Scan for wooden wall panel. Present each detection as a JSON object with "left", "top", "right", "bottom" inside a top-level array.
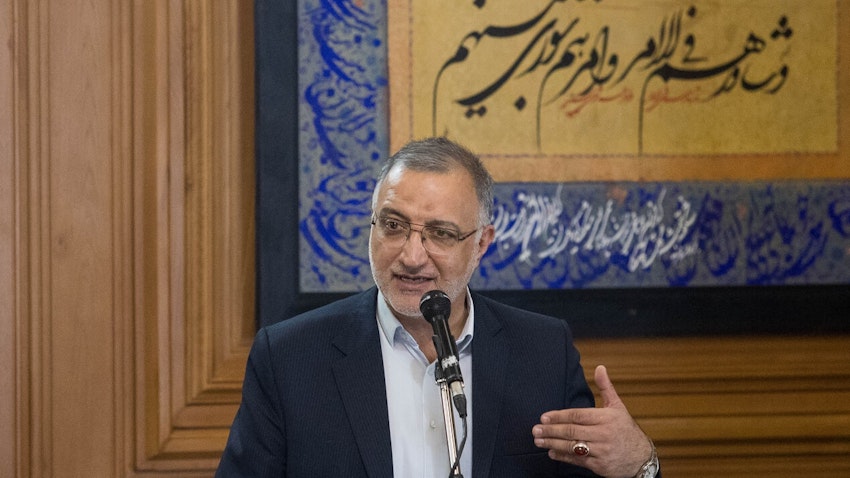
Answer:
[
  {"left": 1, "top": 0, "right": 848, "bottom": 477},
  {"left": 577, "top": 337, "right": 850, "bottom": 476},
  {"left": 130, "top": 0, "right": 253, "bottom": 473},
  {"left": 3, "top": 0, "right": 127, "bottom": 475},
  {"left": 2, "top": 0, "right": 254, "bottom": 476},
  {"left": 1, "top": 1, "right": 17, "bottom": 476}
]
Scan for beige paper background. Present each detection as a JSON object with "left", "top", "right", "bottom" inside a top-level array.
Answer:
[{"left": 389, "top": 0, "right": 849, "bottom": 182}]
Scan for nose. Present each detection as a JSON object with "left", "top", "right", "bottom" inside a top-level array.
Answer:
[{"left": 398, "top": 227, "right": 430, "bottom": 264}]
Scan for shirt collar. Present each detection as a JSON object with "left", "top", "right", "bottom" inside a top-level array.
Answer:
[{"left": 376, "top": 289, "right": 475, "bottom": 353}]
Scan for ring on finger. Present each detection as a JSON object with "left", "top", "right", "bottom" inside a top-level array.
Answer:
[{"left": 572, "top": 441, "right": 590, "bottom": 457}]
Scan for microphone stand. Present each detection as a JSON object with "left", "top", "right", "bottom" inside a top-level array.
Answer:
[
  {"left": 421, "top": 290, "right": 466, "bottom": 478},
  {"left": 434, "top": 363, "right": 463, "bottom": 478}
]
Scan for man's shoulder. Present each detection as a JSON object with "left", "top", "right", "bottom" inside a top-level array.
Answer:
[
  {"left": 262, "top": 287, "right": 378, "bottom": 339},
  {"left": 471, "top": 290, "right": 568, "bottom": 330}
]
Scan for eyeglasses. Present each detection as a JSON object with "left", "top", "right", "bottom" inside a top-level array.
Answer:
[{"left": 370, "top": 215, "right": 479, "bottom": 255}]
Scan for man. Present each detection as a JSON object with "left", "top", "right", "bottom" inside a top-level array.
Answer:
[{"left": 217, "top": 137, "right": 659, "bottom": 477}]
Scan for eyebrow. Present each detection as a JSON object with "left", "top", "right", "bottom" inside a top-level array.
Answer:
[{"left": 377, "top": 207, "right": 461, "bottom": 231}]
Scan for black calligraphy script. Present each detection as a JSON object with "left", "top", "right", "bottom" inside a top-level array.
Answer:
[{"left": 430, "top": 0, "right": 794, "bottom": 155}]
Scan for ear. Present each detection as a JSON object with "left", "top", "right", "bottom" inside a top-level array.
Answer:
[{"left": 475, "top": 224, "right": 496, "bottom": 262}]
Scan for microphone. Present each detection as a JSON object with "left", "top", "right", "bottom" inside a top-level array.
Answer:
[{"left": 420, "top": 290, "right": 467, "bottom": 418}]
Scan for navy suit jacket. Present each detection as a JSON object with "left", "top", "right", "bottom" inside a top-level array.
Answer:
[{"left": 217, "top": 288, "right": 601, "bottom": 477}]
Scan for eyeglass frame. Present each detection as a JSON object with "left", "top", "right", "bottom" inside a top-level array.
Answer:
[{"left": 370, "top": 214, "right": 481, "bottom": 254}]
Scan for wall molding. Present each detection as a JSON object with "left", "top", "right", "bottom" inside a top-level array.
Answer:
[
  {"left": 2, "top": 0, "right": 847, "bottom": 476},
  {"left": 129, "top": 1, "right": 254, "bottom": 473},
  {"left": 577, "top": 336, "right": 850, "bottom": 474}
]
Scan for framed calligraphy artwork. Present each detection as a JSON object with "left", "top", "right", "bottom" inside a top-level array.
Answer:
[
  {"left": 256, "top": 0, "right": 850, "bottom": 336},
  {"left": 389, "top": 0, "right": 846, "bottom": 181}
]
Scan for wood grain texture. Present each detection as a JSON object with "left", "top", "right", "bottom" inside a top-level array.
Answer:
[{"left": 1, "top": 0, "right": 848, "bottom": 476}]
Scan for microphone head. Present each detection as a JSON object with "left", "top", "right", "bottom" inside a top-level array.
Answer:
[{"left": 419, "top": 290, "right": 451, "bottom": 323}]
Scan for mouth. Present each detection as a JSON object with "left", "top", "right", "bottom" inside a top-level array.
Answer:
[{"left": 393, "top": 273, "right": 435, "bottom": 289}]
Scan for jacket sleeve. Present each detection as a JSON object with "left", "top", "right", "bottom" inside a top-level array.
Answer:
[{"left": 216, "top": 329, "right": 286, "bottom": 477}]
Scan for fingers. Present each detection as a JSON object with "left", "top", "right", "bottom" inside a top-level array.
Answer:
[
  {"left": 539, "top": 364, "right": 627, "bottom": 427},
  {"left": 594, "top": 364, "right": 624, "bottom": 410},
  {"left": 532, "top": 426, "right": 594, "bottom": 462},
  {"left": 540, "top": 407, "right": 600, "bottom": 426},
  {"left": 535, "top": 365, "right": 652, "bottom": 477}
]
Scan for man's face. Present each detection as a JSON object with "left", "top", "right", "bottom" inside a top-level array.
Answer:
[{"left": 369, "top": 165, "right": 495, "bottom": 320}]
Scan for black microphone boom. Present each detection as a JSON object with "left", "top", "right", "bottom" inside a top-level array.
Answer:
[{"left": 420, "top": 290, "right": 467, "bottom": 418}]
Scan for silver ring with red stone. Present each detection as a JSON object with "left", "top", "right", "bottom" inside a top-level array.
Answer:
[{"left": 572, "top": 441, "right": 590, "bottom": 457}]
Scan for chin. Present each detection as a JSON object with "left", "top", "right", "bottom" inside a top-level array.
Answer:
[
  {"left": 378, "top": 286, "right": 422, "bottom": 317},
  {"left": 387, "top": 298, "right": 423, "bottom": 319}
]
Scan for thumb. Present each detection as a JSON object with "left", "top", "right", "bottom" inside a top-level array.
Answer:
[{"left": 594, "top": 365, "right": 625, "bottom": 409}]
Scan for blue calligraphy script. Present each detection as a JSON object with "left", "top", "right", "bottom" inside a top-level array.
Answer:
[{"left": 296, "top": 0, "right": 850, "bottom": 292}]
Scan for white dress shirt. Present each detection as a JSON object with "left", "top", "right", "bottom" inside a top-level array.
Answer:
[{"left": 377, "top": 289, "right": 474, "bottom": 478}]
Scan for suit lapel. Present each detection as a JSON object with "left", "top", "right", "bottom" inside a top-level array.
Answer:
[
  {"left": 327, "top": 290, "right": 512, "bottom": 478},
  {"left": 331, "top": 289, "right": 394, "bottom": 478},
  {"left": 470, "top": 293, "right": 508, "bottom": 478}
]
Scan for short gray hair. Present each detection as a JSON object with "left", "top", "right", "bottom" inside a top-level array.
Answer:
[{"left": 372, "top": 137, "right": 493, "bottom": 226}]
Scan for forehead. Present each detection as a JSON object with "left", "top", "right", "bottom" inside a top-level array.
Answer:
[{"left": 376, "top": 165, "right": 479, "bottom": 222}]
